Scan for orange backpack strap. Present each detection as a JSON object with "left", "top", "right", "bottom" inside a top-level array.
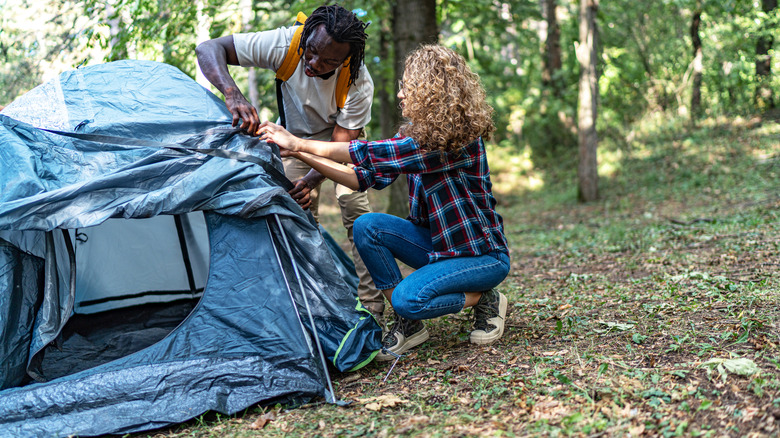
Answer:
[
  {"left": 335, "top": 59, "right": 351, "bottom": 109},
  {"left": 275, "top": 11, "right": 308, "bottom": 82},
  {"left": 275, "top": 11, "right": 353, "bottom": 127}
]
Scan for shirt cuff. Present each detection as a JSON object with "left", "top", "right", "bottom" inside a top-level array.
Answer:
[
  {"left": 352, "top": 167, "right": 374, "bottom": 192},
  {"left": 349, "top": 139, "right": 371, "bottom": 169},
  {"left": 349, "top": 140, "right": 374, "bottom": 191}
]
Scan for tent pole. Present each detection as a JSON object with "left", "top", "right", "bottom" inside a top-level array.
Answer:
[
  {"left": 270, "top": 215, "right": 337, "bottom": 404},
  {"left": 61, "top": 229, "right": 77, "bottom": 307},
  {"left": 173, "top": 214, "right": 197, "bottom": 294},
  {"left": 266, "top": 218, "right": 314, "bottom": 355}
]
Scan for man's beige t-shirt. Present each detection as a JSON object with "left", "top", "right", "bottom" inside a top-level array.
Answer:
[{"left": 234, "top": 26, "right": 373, "bottom": 141}]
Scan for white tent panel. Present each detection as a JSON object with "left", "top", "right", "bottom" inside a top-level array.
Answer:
[{"left": 73, "top": 212, "right": 209, "bottom": 314}]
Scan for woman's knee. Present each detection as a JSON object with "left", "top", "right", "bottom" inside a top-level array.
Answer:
[
  {"left": 391, "top": 297, "right": 420, "bottom": 320},
  {"left": 353, "top": 213, "right": 376, "bottom": 246},
  {"left": 354, "top": 212, "right": 396, "bottom": 245},
  {"left": 354, "top": 212, "right": 379, "bottom": 235},
  {"left": 391, "top": 285, "right": 426, "bottom": 319}
]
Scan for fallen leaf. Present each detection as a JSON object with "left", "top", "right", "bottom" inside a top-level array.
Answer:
[
  {"left": 595, "top": 321, "right": 635, "bottom": 332},
  {"left": 363, "top": 395, "right": 409, "bottom": 411},
  {"left": 700, "top": 357, "right": 760, "bottom": 376},
  {"left": 249, "top": 412, "right": 276, "bottom": 430},
  {"left": 456, "top": 396, "right": 473, "bottom": 405},
  {"left": 341, "top": 373, "right": 361, "bottom": 384},
  {"left": 400, "top": 415, "right": 429, "bottom": 427},
  {"left": 740, "top": 407, "right": 759, "bottom": 423}
]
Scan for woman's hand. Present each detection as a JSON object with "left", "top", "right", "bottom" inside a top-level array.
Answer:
[{"left": 258, "top": 121, "right": 302, "bottom": 151}]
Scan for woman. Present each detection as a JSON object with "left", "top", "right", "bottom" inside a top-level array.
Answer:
[{"left": 259, "top": 44, "right": 510, "bottom": 361}]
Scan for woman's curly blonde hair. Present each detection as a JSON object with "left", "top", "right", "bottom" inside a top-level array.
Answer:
[{"left": 398, "top": 45, "right": 495, "bottom": 152}]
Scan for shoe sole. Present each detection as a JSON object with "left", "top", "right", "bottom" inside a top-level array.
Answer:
[
  {"left": 375, "top": 328, "right": 430, "bottom": 362},
  {"left": 470, "top": 292, "right": 507, "bottom": 345}
]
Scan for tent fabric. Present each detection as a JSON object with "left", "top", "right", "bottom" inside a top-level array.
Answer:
[{"left": 0, "top": 60, "right": 381, "bottom": 437}]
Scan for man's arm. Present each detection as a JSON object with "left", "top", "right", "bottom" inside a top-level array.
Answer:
[{"left": 196, "top": 36, "right": 261, "bottom": 134}]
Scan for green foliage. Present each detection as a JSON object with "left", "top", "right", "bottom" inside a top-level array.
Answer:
[
  {"left": 0, "top": 22, "right": 42, "bottom": 105},
  {"left": 441, "top": 0, "right": 541, "bottom": 153},
  {"left": 82, "top": 0, "right": 227, "bottom": 77},
  {"left": 1, "top": 0, "right": 778, "bottom": 167},
  {"left": 0, "top": 0, "right": 90, "bottom": 106}
]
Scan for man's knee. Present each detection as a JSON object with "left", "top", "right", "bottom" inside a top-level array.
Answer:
[
  {"left": 337, "top": 190, "right": 371, "bottom": 226},
  {"left": 353, "top": 211, "right": 385, "bottom": 232}
]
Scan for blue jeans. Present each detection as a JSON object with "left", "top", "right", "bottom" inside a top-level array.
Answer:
[{"left": 353, "top": 213, "right": 510, "bottom": 321}]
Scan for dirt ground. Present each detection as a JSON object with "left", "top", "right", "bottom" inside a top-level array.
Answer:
[{"left": 314, "top": 192, "right": 780, "bottom": 437}]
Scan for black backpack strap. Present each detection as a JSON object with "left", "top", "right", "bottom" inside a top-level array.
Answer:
[{"left": 276, "top": 78, "right": 287, "bottom": 128}]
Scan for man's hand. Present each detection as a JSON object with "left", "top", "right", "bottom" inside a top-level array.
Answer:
[
  {"left": 288, "top": 170, "right": 327, "bottom": 210},
  {"left": 279, "top": 148, "right": 298, "bottom": 158},
  {"left": 225, "top": 88, "right": 260, "bottom": 134},
  {"left": 287, "top": 179, "right": 313, "bottom": 210}
]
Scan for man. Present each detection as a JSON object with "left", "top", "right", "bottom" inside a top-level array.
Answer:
[{"left": 196, "top": 5, "right": 384, "bottom": 323}]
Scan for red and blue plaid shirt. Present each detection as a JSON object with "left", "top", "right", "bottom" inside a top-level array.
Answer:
[{"left": 349, "top": 136, "right": 509, "bottom": 263}]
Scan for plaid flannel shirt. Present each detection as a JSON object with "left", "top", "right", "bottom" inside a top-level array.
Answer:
[{"left": 349, "top": 136, "right": 509, "bottom": 263}]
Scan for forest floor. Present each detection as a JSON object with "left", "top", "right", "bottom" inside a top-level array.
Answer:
[{"left": 135, "top": 115, "right": 780, "bottom": 437}]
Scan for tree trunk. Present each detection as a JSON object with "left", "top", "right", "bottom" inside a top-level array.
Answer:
[
  {"left": 756, "top": 0, "right": 777, "bottom": 109},
  {"left": 106, "top": 1, "right": 126, "bottom": 60},
  {"left": 542, "top": 0, "right": 562, "bottom": 97},
  {"left": 576, "top": 0, "right": 599, "bottom": 202},
  {"left": 386, "top": 0, "right": 438, "bottom": 218},
  {"left": 378, "top": 23, "right": 396, "bottom": 139},
  {"left": 690, "top": 3, "right": 703, "bottom": 120}
]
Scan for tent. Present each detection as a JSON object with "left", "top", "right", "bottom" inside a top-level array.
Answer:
[{"left": 0, "top": 60, "right": 381, "bottom": 437}]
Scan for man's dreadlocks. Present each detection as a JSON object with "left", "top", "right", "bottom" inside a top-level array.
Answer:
[{"left": 298, "top": 4, "right": 369, "bottom": 86}]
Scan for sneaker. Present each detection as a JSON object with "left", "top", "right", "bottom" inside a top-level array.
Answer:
[
  {"left": 375, "top": 313, "right": 429, "bottom": 361},
  {"left": 363, "top": 304, "right": 387, "bottom": 332},
  {"left": 470, "top": 289, "right": 507, "bottom": 345},
  {"left": 372, "top": 311, "right": 387, "bottom": 333}
]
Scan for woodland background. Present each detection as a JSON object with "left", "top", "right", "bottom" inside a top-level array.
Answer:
[
  {"left": 2, "top": 0, "right": 777, "bottom": 207},
  {"left": 1, "top": 1, "right": 779, "bottom": 437}
]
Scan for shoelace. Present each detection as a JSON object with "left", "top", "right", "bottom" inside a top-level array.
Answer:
[
  {"left": 382, "top": 315, "right": 407, "bottom": 348},
  {"left": 473, "top": 295, "right": 498, "bottom": 331},
  {"left": 381, "top": 314, "right": 406, "bottom": 382}
]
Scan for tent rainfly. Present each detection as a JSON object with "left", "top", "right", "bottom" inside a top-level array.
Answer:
[{"left": 0, "top": 60, "right": 381, "bottom": 437}]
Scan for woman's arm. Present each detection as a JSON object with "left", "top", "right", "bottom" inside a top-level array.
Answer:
[
  {"left": 258, "top": 121, "right": 354, "bottom": 163},
  {"left": 291, "top": 151, "right": 360, "bottom": 190}
]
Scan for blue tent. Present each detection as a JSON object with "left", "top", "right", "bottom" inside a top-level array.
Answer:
[{"left": 0, "top": 60, "right": 381, "bottom": 437}]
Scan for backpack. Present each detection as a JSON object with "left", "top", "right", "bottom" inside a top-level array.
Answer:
[{"left": 274, "top": 11, "right": 352, "bottom": 128}]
